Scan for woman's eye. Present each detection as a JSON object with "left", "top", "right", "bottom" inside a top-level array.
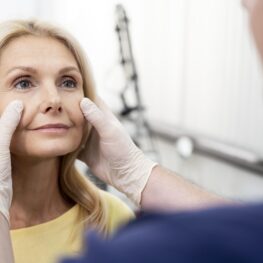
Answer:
[
  {"left": 61, "top": 78, "right": 77, "bottom": 89},
  {"left": 14, "top": 79, "right": 33, "bottom": 90}
]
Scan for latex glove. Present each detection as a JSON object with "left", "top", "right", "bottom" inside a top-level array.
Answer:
[
  {"left": 80, "top": 97, "right": 157, "bottom": 206},
  {"left": 0, "top": 100, "right": 24, "bottom": 222}
]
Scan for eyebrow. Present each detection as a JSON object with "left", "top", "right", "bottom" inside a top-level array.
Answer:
[
  {"left": 58, "top": 66, "right": 81, "bottom": 75},
  {"left": 6, "top": 66, "right": 81, "bottom": 76}
]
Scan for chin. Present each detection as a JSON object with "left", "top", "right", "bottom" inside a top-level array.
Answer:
[
  {"left": 11, "top": 140, "right": 81, "bottom": 159},
  {"left": 12, "top": 148, "right": 79, "bottom": 159},
  {"left": 34, "top": 148, "right": 77, "bottom": 158}
]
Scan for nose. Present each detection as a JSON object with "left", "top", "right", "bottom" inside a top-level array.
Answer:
[{"left": 40, "top": 86, "right": 62, "bottom": 114}]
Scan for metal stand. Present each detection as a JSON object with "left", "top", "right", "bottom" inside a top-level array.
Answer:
[{"left": 115, "top": 4, "right": 159, "bottom": 161}]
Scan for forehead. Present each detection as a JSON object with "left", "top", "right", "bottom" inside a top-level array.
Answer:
[{"left": 0, "top": 35, "right": 78, "bottom": 70}]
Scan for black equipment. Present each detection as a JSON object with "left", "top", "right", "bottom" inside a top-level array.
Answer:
[{"left": 115, "top": 4, "right": 159, "bottom": 160}]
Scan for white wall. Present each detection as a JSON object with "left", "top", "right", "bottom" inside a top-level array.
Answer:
[
  {"left": 177, "top": 0, "right": 263, "bottom": 155},
  {"left": 35, "top": 0, "right": 263, "bottom": 155},
  {"left": 0, "top": 0, "right": 39, "bottom": 19}
]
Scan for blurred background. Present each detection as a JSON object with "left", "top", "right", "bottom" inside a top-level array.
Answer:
[{"left": 4, "top": 0, "right": 263, "bottom": 203}]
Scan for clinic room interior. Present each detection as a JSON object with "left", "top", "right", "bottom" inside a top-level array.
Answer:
[{"left": 2, "top": 0, "right": 263, "bottom": 209}]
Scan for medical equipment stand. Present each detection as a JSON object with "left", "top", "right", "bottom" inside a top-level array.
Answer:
[{"left": 115, "top": 4, "right": 159, "bottom": 161}]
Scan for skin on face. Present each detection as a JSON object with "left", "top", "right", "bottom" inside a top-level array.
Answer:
[{"left": 0, "top": 35, "right": 85, "bottom": 159}]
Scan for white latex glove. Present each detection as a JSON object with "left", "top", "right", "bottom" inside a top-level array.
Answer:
[
  {"left": 80, "top": 97, "right": 157, "bottom": 206},
  {"left": 0, "top": 100, "right": 24, "bottom": 222}
]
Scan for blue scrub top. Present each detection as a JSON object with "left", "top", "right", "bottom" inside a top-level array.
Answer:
[{"left": 62, "top": 203, "right": 263, "bottom": 263}]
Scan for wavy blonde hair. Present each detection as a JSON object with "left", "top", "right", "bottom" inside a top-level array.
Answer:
[{"left": 0, "top": 19, "right": 108, "bottom": 233}]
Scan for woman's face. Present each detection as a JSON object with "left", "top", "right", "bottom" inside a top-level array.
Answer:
[{"left": 0, "top": 35, "right": 85, "bottom": 158}]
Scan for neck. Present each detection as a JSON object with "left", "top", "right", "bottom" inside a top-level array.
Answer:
[{"left": 10, "top": 155, "right": 73, "bottom": 229}]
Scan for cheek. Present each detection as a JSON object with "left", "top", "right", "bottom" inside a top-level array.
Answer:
[
  {"left": 9, "top": 102, "right": 39, "bottom": 154},
  {"left": 63, "top": 92, "right": 85, "bottom": 126},
  {"left": 68, "top": 106, "right": 85, "bottom": 139},
  {"left": 0, "top": 92, "right": 22, "bottom": 115},
  {"left": 63, "top": 95, "right": 86, "bottom": 148},
  {"left": 0, "top": 92, "right": 32, "bottom": 125}
]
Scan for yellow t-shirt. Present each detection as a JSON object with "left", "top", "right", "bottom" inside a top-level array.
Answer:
[{"left": 11, "top": 190, "right": 134, "bottom": 263}]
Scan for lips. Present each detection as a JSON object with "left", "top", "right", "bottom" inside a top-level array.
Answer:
[{"left": 33, "top": 123, "right": 70, "bottom": 130}]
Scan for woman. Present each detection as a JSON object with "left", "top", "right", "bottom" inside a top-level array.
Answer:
[{"left": 0, "top": 19, "right": 133, "bottom": 263}]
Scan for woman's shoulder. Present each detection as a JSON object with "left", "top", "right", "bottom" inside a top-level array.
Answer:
[
  {"left": 99, "top": 189, "right": 134, "bottom": 217},
  {"left": 99, "top": 190, "right": 135, "bottom": 233}
]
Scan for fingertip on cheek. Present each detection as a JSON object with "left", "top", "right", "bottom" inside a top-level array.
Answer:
[
  {"left": 0, "top": 99, "right": 25, "bottom": 117},
  {"left": 12, "top": 100, "right": 24, "bottom": 114},
  {"left": 80, "top": 97, "right": 92, "bottom": 111}
]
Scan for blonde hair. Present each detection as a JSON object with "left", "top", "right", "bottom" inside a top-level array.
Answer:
[{"left": 0, "top": 20, "right": 108, "bottom": 233}]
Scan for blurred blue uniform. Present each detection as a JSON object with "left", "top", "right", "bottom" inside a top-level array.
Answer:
[{"left": 62, "top": 203, "right": 263, "bottom": 263}]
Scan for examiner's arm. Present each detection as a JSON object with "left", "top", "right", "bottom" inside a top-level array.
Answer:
[
  {"left": 0, "top": 100, "right": 24, "bottom": 263},
  {"left": 141, "top": 165, "right": 229, "bottom": 211},
  {"left": 0, "top": 213, "right": 15, "bottom": 263},
  {"left": 80, "top": 98, "right": 231, "bottom": 211}
]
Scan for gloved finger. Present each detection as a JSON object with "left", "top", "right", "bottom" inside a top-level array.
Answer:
[
  {"left": 94, "top": 96, "right": 119, "bottom": 120},
  {"left": 0, "top": 100, "right": 24, "bottom": 148},
  {"left": 93, "top": 97, "right": 126, "bottom": 132},
  {"left": 80, "top": 98, "right": 111, "bottom": 137}
]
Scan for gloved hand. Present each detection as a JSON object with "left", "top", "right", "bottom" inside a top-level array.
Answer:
[
  {"left": 79, "top": 97, "right": 157, "bottom": 206},
  {"left": 0, "top": 100, "right": 24, "bottom": 223}
]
